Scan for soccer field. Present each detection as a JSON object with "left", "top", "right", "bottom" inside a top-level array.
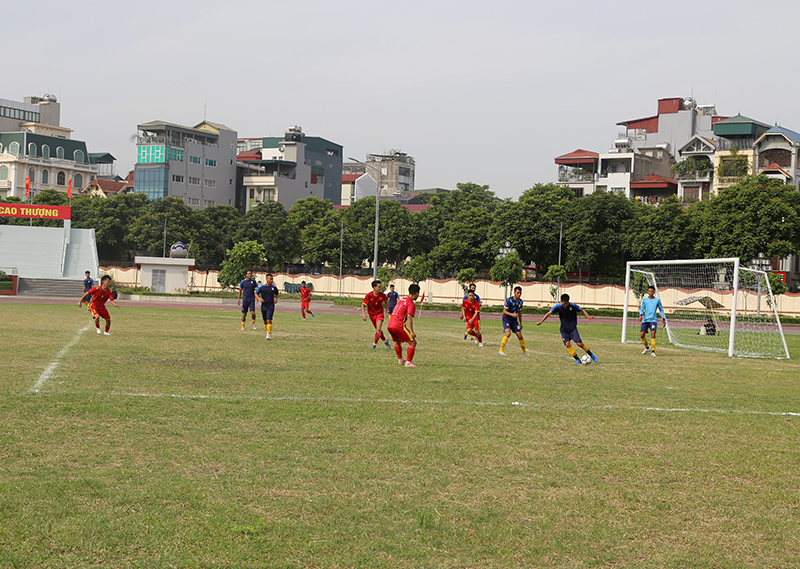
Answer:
[{"left": 2, "top": 302, "right": 800, "bottom": 568}]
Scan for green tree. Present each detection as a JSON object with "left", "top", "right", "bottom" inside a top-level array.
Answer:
[
  {"left": 300, "top": 215, "right": 361, "bottom": 269},
  {"left": 340, "top": 197, "right": 413, "bottom": 269},
  {"left": 402, "top": 255, "right": 434, "bottom": 284},
  {"left": 127, "top": 197, "right": 197, "bottom": 257},
  {"left": 624, "top": 196, "right": 695, "bottom": 261},
  {"left": 693, "top": 176, "right": 800, "bottom": 261},
  {"left": 430, "top": 207, "right": 496, "bottom": 275},
  {"left": 234, "top": 202, "right": 300, "bottom": 270},
  {"left": 191, "top": 205, "right": 242, "bottom": 265},
  {"left": 72, "top": 193, "right": 151, "bottom": 261},
  {"left": 457, "top": 268, "right": 478, "bottom": 292},
  {"left": 218, "top": 241, "right": 264, "bottom": 289},
  {"left": 492, "top": 183, "right": 574, "bottom": 268},
  {"left": 490, "top": 251, "right": 523, "bottom": 288},
  {"left": 288, "top": 196, "right": 334, "bottom": 230},
  {"left": 566, "top": 190, "right": 635, "bottom": 279}
]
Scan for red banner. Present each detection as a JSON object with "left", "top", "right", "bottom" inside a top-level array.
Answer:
[{"left": 0, "top": 204, "right": 72, "bottom": 220}]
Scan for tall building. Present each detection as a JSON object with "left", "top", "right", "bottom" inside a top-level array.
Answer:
[
  {"left": 0, "top": 94, "right": 98, "bottom": 199},
  {"left": 343, "top": 151, "right": 415, "bottom": 196},
  {"left": 134, "top": 120, "right": 238, "bottom": 209},
  {"left": 237, "top": 126, "right": 343, "bottom": 211}
]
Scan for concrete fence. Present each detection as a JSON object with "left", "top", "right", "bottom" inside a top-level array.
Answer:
[{"left": 100, "top": 266, "right": 800, "bottom": 316}]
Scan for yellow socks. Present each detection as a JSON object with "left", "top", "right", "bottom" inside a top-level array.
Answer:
[
  {"left": 500, "top": 336, "right": 509, "bottom": 352},
  {"left": 567, "top": 346, "right": 578, "bottom": 358},
  {"left": 641, "top": 337, "right": 649, "bottom": 348},
  {"left": 266, "top": 324, "right": 273, "bottom": 335},
  {"left": 241, "top": 322, "right": 245, "bottom": 329},
  {"left": 519, "top": 339, "right": 527, "bottom": 353},
  {"left": 651, "top": 338, "right": 656, "bottom": 352}
]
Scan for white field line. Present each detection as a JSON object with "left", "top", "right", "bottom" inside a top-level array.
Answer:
[
  {"left": 52, "top": 390, "right": 799, "bottom": 418},
  {"left": 30, "top": 326, "right": 91, "bottom": 393}
]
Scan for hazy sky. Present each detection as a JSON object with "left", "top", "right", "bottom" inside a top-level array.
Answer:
[{"left": 7, "top": 0, "right": 800, "bottom": 199}]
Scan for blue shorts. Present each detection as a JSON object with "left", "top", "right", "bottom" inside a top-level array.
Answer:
[
  {"left": 502, "top": 316, "right": 521, "bottom": 334},
  {"left": 261, "top": 303, "right": 275, "bottom": 321},
  {"left": 640, "top": 321, "right": 658, "bottom": 333},
  {"left": 241, "top": 299, "right": 256, "bottom": 313},
  {"left": 560, "top": 328, "right": 582, "bottom": 344}
]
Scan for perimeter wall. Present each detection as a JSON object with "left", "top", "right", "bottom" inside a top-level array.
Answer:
[{"left": 100, "top": 266, "right": 800, "bottom": 316}]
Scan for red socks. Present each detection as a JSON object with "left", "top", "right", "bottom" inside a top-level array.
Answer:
[
  {"left": 406, "top": 345, "right": 415, "bottom": 362},
  {"left": 394, "top": 343, "right": 403, "bottom": 359}
]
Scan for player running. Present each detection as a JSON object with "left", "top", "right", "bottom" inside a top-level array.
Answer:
[
  {"left": 388, "top": 283, "right": 421, "bottom": 367},
  {"left": 256, "top": 274, "right": 280, "bottom": 339},
  {"left": 299, "top": 280, "right": 315, "bottom": 320},
  {"left": 387, "top": 284, "right": 399, "bottom": 316},
  {"left": 78, "top": 274, "right": 119, "bottom": 335},
  {"left": 462, "top": 283, "right": 481, "bottom": 340},
  {"left": 362, "top": 279, "right": 390, "bottom": 349},
  {"left": 537, "top": 293, "right": 598, "bottom": 364},
  {"left": 461, "top": 289, "right": 483, "bottom": 346},
  {"left": 82, "top": 270, "right": 94, "bottom": 313},
  {"left": 498, "top": 286, "right": 530, "bottom": 356},
  {"left": 639, "top": 285, "right": 666, "bottom": 357}
]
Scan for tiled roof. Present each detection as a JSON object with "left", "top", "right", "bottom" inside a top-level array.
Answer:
[{"left": 630, "top": 174, "right": 678, "bottom": 188}]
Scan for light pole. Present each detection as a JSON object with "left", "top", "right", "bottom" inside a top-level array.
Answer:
[
  {"left": 348, "top": 157, "right": 380, "bottom": 280},
  {"left": 322, "top": 212, "right": 345, "bottom": 296}
]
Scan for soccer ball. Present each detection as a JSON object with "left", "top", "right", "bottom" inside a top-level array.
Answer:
[
  {"left": 170, "top": 241, "right": 188, "bottom": 258},
  {"left": 580, "top": 354, "right": 592, "bottom": 365}
]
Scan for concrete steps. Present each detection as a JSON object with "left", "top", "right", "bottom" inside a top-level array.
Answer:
[{"left": 17, "top": 278, "right": 84, "bottom": 298}]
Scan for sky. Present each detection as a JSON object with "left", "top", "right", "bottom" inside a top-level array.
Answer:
[{"left": 6, "top": 0, "right": 800, "bottom": 199}]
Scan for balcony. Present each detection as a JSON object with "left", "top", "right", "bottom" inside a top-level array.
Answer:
[
  {"left": 676, "top": 171, "right": 712, "bottom": 182},
  {"left": 558, "top": 171, "right": 596, "bottom": 183}
]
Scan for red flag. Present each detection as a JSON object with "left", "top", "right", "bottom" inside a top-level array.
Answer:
[
  {"left": 25, "top": 176, "right": 30, "bottom": 197},
  {"left": 67, "top": 178, "right": 72, "bottom": 198}
]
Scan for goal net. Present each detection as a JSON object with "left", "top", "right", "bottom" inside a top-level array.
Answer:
[{"left": 622, "top": 258, "right": 790, "bottom": 359}]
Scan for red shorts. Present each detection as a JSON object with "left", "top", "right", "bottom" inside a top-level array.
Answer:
[
  {"left": 466, "top": 318, "right": 480, "bottom": 332},
  {"left": 91, "top": 305, "right": 110, "bottom": 320},
  {"left": 388, "top": 326, "right": 413, "bottom": 344},
  {"left": 369, "top": 313, "right": 384, "bottom": 327},
  {"left": 301, "top": 300, "right": 310, "bottom": 310}
]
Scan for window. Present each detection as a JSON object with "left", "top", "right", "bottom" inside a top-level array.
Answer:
[
  {"left": 42, "top": 169, "right": 49, "bottom": 184},
  {"left": 189, "top": 156, "right": 201, "bottom": 164},
  {"left": 0, "top": 165, "right": 7, "bottom": 180},
  {"left": 204, "top": 179, "right": 216, "bottom": 188},
  {"left": 57, "top": 171, "right": 66, "bottom": 186},
  {"left": 166, "top": 147, "right": 184, "bottom": 162},
  {"left": 28, "top": 168, "right": 35, "bottom": 183},
  {"left": 56, "top": 147, "right": 64, "bottom": 159},
  {"left": 172, "top": 174, "right": 184, "bottom": 183},
  {"left": 187, "top": 197, "right": 200, "bottom": 206},
  {"left": 74, "top": 173, "right": 83, "bottom": 190},
  {"left": 133, "top": 166, "right": 169, "bottom": 199},
  {"left": 74, "top": 150, "right": 85, "bottom": 164},
  {"left": 204, "top": 200, "right": 215, "bottom": 207},
  {"left": 205, "top": 159, "right": 216, "bottom": 167},
  {"left": 138, "top": 145, "right": 165, "bottom": 164},
  {"left": 9, "top": 142, "right": 20, "bottom": 155},
  {"left": 28, "top": 143, "right": 37, "bottom": 157},
  {"left": 42, "top": 145, "right": 50, "bottom": 159},
  {"left": 188, "top": 177, "right": 200, "bottom": 185}
]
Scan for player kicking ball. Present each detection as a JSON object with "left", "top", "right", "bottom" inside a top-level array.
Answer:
[
  {"left": 498, "top": 286, "right": 530, "bottom": 356},
  {"left": 388, "top": 283, "right": 421, "bottom": 367},
  {"left": 78, "top": 275, "right": 119, "bottom": 336},
  {"left": 639, "top": 285, "right": 666, "bottom": 357},
  {"left": 362, "top": 279, "right": 390, "bottom": 349},
  {"left": 538, "top": 293, "right": 597, "bottom": 364},
  {"left": 299, "top": 281, "right": 315, "bottom": 320},
  {"left": 461, "top": 290, "right": 483, "bottom": 346}
]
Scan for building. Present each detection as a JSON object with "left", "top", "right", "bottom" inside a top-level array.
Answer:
[
  {"left": 596, "top": 143, "right": 674, "bottom": 200},
  {"left": 554, "top": 149, "right": 599, "bottom": 196},
  {"left": 134, "top": 120, "right": 238, "bottom": 209},
  {"left": 753, "top": 126, "right": 800, "bottom": 189},
  {"left": 343, "top": 151, "right": 415, "bottom": 196},
  {"left": 710, "top": 114, "right": 769, "bottom": 194},
  {"left": 237, "top": 126, "right": 343, "bottom": 211},
  {"left": 341, "top": 173, "right": 377, "bottom": 206},
  {"left": 0, "top": 95, "right": 98, "bottom": 200}
]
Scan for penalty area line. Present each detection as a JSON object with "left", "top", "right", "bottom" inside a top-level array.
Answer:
[{"left": 30, "top": 325, "right": 91, "bottom": 393}]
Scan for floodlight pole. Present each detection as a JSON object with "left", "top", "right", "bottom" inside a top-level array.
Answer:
[{"left": 348, "top": 157, "right": 380, "bottom": 280}]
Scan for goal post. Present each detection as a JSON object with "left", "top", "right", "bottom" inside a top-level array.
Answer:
[{"left": 622, "top": 258, "right": 790, "bottom": 359}]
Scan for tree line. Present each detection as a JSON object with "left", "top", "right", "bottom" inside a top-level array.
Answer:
[{"left": 2, "top": 176, "right": 799, "bottom": 288}]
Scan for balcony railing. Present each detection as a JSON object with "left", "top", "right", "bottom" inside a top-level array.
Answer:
[{"left": 558, "top": 172, "right": 596, "bottom": 183}]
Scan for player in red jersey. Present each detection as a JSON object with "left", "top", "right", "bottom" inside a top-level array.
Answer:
[
  {"left": 299, "top": 280, "right": 315, "bottom": 320},
  {"left": 78, "top": 275, "right": 119, "bottom": 335},
  {"left": 460, "top": 289, "right": 483, "bottom": 346},
  {"left": 388, "top": 283, "right": 421, "bottom": 367},
  {"left": 362, "top": 279, "right": 390, "bottom": 349}
]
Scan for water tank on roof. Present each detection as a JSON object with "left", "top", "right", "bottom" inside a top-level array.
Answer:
[
  {"left": 682, "top": 97, "right": 695, "bottom": 110},
  {"left": 614, "top": 137, "right": 632, "bottom": 149}
]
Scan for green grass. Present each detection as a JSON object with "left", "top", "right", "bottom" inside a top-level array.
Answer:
[{"left": 1, "top": 303, "right": 799, "bottom": 568}]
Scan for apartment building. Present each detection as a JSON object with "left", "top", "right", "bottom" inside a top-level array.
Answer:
[
  {"left": 134, "top": 120, "right": 238, "bottom": 209},
  {"left": 343, "top": 151, "right": 415, "bottom": 197}
]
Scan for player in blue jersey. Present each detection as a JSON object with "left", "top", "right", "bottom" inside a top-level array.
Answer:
[
  {"left": 256, "top": 273, "right": 280, "bottom": 339},
  {"left": 498, "top": 286, "right": 530, "bottom": 356},
  {"left": 237, "top": 270, "right": 258, "bottom": 331},
  {"left": 82, "top": 271, "right": 94, "bottom": 314},
  {"left": 387, "top": 284, "right": 399, "bottom": 315},
  {"left": 537, "top": 293, "right": 597, "bottom": 364},
  {"left": 639, "top": 285, "right": 666, "bottom": 356}
]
